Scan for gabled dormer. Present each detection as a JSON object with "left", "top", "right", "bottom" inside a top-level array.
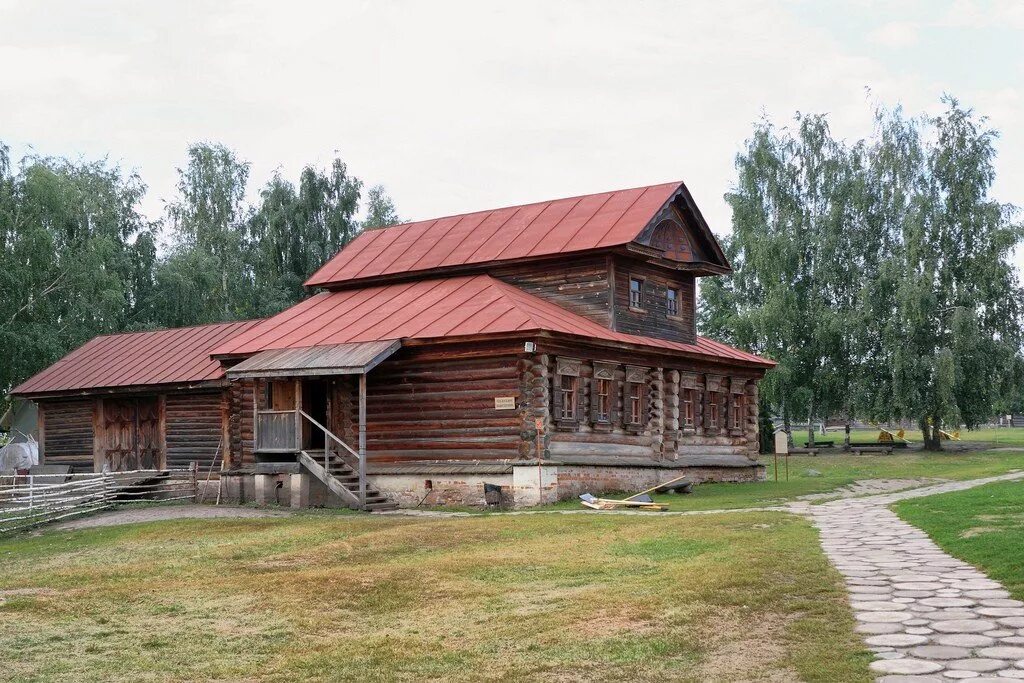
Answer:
[{"left": 303, "top": 181, "right": 731, "bottom": 346}]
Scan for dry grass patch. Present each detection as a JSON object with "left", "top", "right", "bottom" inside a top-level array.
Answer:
[{"left": 0, "top": 511, "right": 869, "bottom": 682}]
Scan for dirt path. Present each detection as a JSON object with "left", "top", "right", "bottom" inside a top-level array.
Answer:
[{"left": 51, "top": 504, "right": 293, "bottom": 531}]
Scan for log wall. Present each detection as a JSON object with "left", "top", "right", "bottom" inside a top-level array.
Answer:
[
  {"left": 38, "top": 398, "right": 94, "bottom": 470},
  {"left": 493, "top": 256, "right": 612, "bottom": 326},
  {"left": 531, "top": 340, "right": 761, "bottom": 465},
  {"left": 612, "top": 257, "right": 696, "bottom": 343},
  {"left": 330, "top": 348, "right": 524, "bottom": 464},
  {"left": 229, "top": 380, "right": 256, "bottom": 467},
  {"left": 165, "top": 391, "right": 224, "bottom": 471}
]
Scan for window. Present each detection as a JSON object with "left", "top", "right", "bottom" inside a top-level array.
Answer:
[
  {"left": 629, "top": 277, "right": 644, "bottom": 309},
  {"left": 624, "top": 366, "right": 647, "bottom": 431},
  {"left": 559, "top": 375, "right": 578, "bottom": 421},
  {"left": 667, "top": 288, "right": 680, "bottom": 317},
  {"left": 596, "top": 378, "right": 611, "bottom": 422},
  {"left": 708, "top": 391, "right": 720, "bottom": 429},
  {"left": 682, "top": 388, "right": 695, "bottom": 428},
  {"left": 731, "top": 392, "right": 745, "bottom": 430},
  {"left": 629, "top": 383, "right": 643, "bottom": 424},
  {"left": 553, "top": 357, "right": 582, "bottom": 427}
]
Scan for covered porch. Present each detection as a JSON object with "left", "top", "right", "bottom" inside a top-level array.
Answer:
[{"left": 226, "top": 340, "right": 401, "bottom": 510}]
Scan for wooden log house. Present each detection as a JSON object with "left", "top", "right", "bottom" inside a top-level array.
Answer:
[{"left": 12, "top": 181, "right": 775, "bottom": 508}]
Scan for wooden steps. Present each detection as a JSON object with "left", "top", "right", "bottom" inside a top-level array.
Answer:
[{"left": 300, "top": 450, "right": 399, "bottom": 512}]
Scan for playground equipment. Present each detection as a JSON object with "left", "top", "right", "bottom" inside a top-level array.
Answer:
[{"left": 873, "top": 424, "right": 912, "bottom": 444}]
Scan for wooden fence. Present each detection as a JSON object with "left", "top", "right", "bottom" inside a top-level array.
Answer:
[{"left": 0, "top": 466, "right": 198, "bottom": 535}]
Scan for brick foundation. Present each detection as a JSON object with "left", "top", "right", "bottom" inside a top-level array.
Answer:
[{"left": 216, "top": 461, "right": 765, "bottom": 510}]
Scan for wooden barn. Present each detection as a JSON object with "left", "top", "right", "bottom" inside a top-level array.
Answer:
[{"left": 12, "top": 181, "right": 775, "bottom": 509}]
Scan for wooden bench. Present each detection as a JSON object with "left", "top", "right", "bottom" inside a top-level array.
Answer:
[{"left": 850, "top": 446, "right": 893, "bottom": 456}]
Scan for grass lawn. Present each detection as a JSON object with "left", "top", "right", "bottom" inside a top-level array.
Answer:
[
  {"left": 540, "top": 449, "right": 1024, "bottom": 513},
  {"left": 0, "top": 512, "right": 870, "bottom": 682},
  {"left": 893, "top": 478, "right": 1024, "bottom": 602}
]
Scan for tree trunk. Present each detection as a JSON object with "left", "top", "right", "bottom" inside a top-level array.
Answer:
[
  {"left": 807, "top": 402, "right": 815, "bottom": 448},
  {"left": 783, "top": 406, "right": 793, "bottom": 448},
  {"left": 921, "top": 416, "right": 941, "bottom": 451},
  {"left": 844, "top": 420, "right": 851, "bottom": 451}
]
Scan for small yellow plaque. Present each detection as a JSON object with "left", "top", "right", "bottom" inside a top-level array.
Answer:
[{"left": 494, "top": 397, "right": 516, "bottom": 410}]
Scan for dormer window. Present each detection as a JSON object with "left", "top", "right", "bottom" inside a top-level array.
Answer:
[
  {"left": 629, "top": 277, "right": 644, "bottom": 310},
  {"left": 667, "top": 288, "right": 680, "bottom": 317}
]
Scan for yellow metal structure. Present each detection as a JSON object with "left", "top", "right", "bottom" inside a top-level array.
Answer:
[{"left": 874, "top": 424, "right": 911, "bottom": 444}]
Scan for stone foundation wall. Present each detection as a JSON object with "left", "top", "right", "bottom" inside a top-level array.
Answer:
[
  {"left": 367, "top": 473, "right": 515, "bottom": 508},
  {"left": 550, "top": 463, "right": 764, "bottom": 501},
  {"left": 216, "top": 462, "right": 765, "bottom": 510}
]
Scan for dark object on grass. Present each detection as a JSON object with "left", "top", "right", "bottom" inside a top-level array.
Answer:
[
  {"left": 483, "top": 483, "right": 503, "bottom": 506},
  {"left": 655, "top": 480, "right": 693, "bottom": 494}
]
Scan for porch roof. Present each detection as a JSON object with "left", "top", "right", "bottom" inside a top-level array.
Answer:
[{"left": 226, "top": 340, "right": 401, "bottom": 379}]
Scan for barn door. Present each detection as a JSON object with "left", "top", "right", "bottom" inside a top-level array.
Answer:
[{"left": 100, "top": 397, "right": 163, "bottom": 471}]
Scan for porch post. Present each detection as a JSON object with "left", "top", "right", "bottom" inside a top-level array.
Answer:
[
  {"left": 359, "top": 372, "right": 367, "bottom": 508},
  {"left": 294, "top": 378, "right": 303, "bottom": 452},
  {"left": 252, "top": 382, "right": 258, "bottom": 454}
]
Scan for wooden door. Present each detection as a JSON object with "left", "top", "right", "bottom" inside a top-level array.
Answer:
[
  {"left": 136, "top": 399, "right": 161, "bottom": 469},
  {"left": 100, "top": 397, "right": 162, "bottom": 471}
]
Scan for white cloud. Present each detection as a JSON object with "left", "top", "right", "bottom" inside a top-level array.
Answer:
[
  {"left": 0, "top": 0, "right": 1020, "bottom": 274},
  {"left": 869, "top": 21, "right": 921, "bottom": 47},
  {"left": 941, "top": 0, "right": 1024, "bottom": 28}
]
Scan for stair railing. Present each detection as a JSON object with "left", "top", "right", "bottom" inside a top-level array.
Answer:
[{"left": 297, "top": 409, "right": 364, "bottom": 507}]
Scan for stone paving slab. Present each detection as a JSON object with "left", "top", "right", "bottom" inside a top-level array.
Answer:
[{"left": 807, "top": 471, "right": 1024, "bottom": 681}]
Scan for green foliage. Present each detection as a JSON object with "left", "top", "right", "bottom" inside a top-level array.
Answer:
[
  {"left": 701, "top": 96, "right": 1023, "bottom": 445},
  {"left": 362, "top": 184, "right": 402, "bottom": 229},
  {"left": 249, "top": 160, "right": 363, "bottom": 308},
  {"left": 0, "top": 145, "right": 153, "bottom": 405},
  {"left": 0, "top": 140, "right": 400, "bottom": 400}
]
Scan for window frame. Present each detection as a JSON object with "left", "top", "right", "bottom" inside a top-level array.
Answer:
[
  {"left": 590, "top": 363, "right": 618, "bottom": 430},
  {"left": 552, "top": 357, "right": 583, "bottom": 430},
  {"left": 628, "top": 276, "right": 645, "bottom": 311},
  {"left": 682, "top": 387, "right": 695, "bottom": 429},
  {"left": 559, "top": 374, "right": 579, "bottom": 421},
  {"left": 595, "top": 378, "right": 611, "bottom": 422},
  {"left": 707, "top": 391, "right": 720, "bottom": 430},
  {"left": 731, "top": 391, "right": 745, "bottom": 431},
  {"left": 666, "top": 287, "right": 681, "bottom": 318},
  {"left": 623, "top": 366, "right": 648, "bottom": 432}
]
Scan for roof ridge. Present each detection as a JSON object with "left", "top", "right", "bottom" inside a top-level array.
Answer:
[
  {"left": 358, "top": 181, "right": 684, "bottom": 234},
  {"left": 482, "top": 276, "right": 548, "bottom": 329}
]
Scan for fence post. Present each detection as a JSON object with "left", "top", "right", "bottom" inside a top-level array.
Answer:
[
  {"left": 28, "top": 475, "right": 33, "bottom": 510},
  {"left": 190, "top": 461, "right": 198, "bottom": 502}
]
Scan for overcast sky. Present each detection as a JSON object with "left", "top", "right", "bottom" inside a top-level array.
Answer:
[{"left": 3, "top": 0, "right": 1023, "bottom": 259}]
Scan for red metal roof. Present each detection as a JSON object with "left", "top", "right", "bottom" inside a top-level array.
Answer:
[
  {"left": 305, "top": 182, "right": 683, "bottom": 287},
  {"left": 213, "top": 275, "right": 774, "bottom": 367},
  {"left": 12, "top": 320, "right": 263, "bottom": 396}
]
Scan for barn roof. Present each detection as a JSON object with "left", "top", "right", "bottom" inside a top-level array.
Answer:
[
  {"left": 213, "top": 274, "right": 773, "bottom": 367},
  {"left": 11, "top": 319, "right": 263, "bottom": 396},
  {"left": 305, "top": 181, "right": 726, "bottom": 288}
]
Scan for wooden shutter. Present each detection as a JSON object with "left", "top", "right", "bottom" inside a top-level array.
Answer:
[
  {"left": 608, "top": 378, "right": 620, "bottom": 425},
  {"left": 551, "top": 373, "right": 564, "bottom": 420}
]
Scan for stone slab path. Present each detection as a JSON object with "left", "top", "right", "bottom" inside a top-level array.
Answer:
[{"left": 807, "top": 471, "right": 1024, "bottom": 682}]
